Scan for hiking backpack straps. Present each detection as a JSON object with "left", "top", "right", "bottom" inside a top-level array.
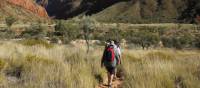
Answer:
[{"left": 104, "top": 45, "right": 115, "bottom": 62}]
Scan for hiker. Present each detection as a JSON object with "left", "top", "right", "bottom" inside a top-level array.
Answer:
[
  {"left": 101, "top": 40, "right": 120, "bottom": 88},
  {"left": 114, "top": 40, "right": 122, "bottom": 79}
]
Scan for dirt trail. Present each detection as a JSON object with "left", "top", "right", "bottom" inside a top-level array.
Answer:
[{"left": 97, "top": 77, "right": 123, "bottom": 88}]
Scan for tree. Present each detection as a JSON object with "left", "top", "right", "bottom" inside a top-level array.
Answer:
[
  {"left": 54, "top": 20, "right": 80, "bottom": 44},
  {"left": 126, "top": 30, "right": 160, "bottom": 49},
  {"left": 80, "top": 16, "right": 96, "bottom": 53},
  {"left": 5, "top": 16, "right": 16, "bottom": 29}
]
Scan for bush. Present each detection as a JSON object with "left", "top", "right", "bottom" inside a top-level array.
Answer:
[
  {"left": 161, "top": 33, "right": 194, "bottom": 49},
  {"left": 161, "top": 36, "right": 174, "bottom": 48},
  {"left": 21, "top": 23, "right": 47, "bottom": 39},
  {"left": 54, "top": 20, "right": 80, "bottom": 44},
  {"left": 50, "top": 36, "right": 60, "bottom": 43},
  {"left": 194, "top": 35, "right": 200, "bottom": 48},
  {"left": 0, "top": 29, "right": 15, "bottom": 39},
  {"left": 104, "top": 27, "right": 123, "bottom": 42},
  {"left": 125, "top": 30, "right": 160, "bottom": 49},
  {"left": 5, "top": 16, "right": 16, "bottom": 28}
]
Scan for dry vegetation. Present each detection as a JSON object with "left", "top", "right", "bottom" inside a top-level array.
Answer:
[
  {"left": 122, "top": 49, "right": 200, "bottom": 88},
  {"left": 0, "top": 41, "right": 199, "bottom": 88}
]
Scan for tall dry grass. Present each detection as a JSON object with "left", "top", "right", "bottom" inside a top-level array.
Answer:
[
  {"left": 0, "top": 41, "right": 105, "bottom": 88},
  {"left": 0, "top": 41, "right": 199, "bottom": 88},
  {"left": 122, "top": 49, "right": 200, "bottom": 88}
]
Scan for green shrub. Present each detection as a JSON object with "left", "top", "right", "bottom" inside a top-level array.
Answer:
[
  {"left": 21, "top": 23, "right": 47, "bottom": 39},
  {"left": 161, "top": 36, "right": 174, "bottom": 48},
  {"left": 125, "top": 30, "right": 160, "bottom": 49},
  {"left": 5, "top": 16, "right": 16, "bottom": 28},
  {"left": 161, "top": 33, "right": 194, "bottom": 49},
  {"left": 0, "top": 29, "right": 15, "bottom": 39},
  {"left": 54, "top": 20, "right": 80, "bottom": 44},
  {"left": 104, "top": 27, "right": 123, "bottom": 42},
  {"left": 49, "top": 36, "right": 60, "bottom": 43},
  {"left": 194, "top": 35, "right": 200, "bottom": 48}
]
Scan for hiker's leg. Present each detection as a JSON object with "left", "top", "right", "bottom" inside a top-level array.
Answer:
[
  {"left": 109, "top": 68, "right": 115, "bottom": 86},
  {"left": 114, "top": 68, "right": 117, "bottom": 78},
  {"left": 110, "top": 74, "right": 114, "bottom": 84},
  {"left": 107, "top": 72, "right": 111, "bottom": 86}
]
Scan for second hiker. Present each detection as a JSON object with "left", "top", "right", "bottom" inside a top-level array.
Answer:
[{"left": 101, "top": 40, "right": 120, "bottom": 88}]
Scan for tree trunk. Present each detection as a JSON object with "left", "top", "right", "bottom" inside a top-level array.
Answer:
[{"left": 84, "top": 34, "right": 90, "bottom": 54}]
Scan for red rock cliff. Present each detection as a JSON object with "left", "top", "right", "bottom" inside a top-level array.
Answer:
[{"left": 8, "top": 0, "right": 48, "bottom": 18}]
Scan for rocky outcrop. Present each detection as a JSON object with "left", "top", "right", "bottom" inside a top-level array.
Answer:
[
  {"left": 8, "top": 0, "right": 48, "bottom": 17},
  {"left": 36, "top": 0, "right": 127, "bottom": 19}
]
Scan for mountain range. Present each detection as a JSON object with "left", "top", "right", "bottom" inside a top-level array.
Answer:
[
  {"left": 36, "top": 0, "right": 200, "bottom": 23},
  {"left": 1, "top": 0, "right": 200, "bottom": 23}
]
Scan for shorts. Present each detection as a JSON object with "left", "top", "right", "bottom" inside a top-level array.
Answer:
[{"left": 105, "top": 66, "right": 116, "bottom": 74}]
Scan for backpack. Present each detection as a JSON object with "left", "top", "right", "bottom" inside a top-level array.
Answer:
[{"left": 104, "top": 45, "right": 115, "bottom": 62}]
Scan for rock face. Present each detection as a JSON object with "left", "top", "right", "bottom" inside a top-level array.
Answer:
[
  {"left": 36, "top": 0, "right": 127, "bottom": 19},
  {"left": 8, "top": 0, "right": 48, "bottom": 17}
]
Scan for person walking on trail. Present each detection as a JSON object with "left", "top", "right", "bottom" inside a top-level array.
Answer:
[
  {"left": 114, "top": 40, "right": 122, "bottom": 79},
  {"left": 101, "top": 40, "right": 120, "bottom": 88}
]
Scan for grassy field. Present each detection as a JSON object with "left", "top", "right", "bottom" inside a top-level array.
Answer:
[{"left": 0, "top": 41, "right": 199, "bottom": 88}]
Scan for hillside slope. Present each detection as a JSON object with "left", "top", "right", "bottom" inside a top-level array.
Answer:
[
  {"left": 92, "top": 0, "right": 200, "bottom": 23},
  {"left": 37, "top": 0, "right": 200, "bottom": 23},
  {"left": 0, "top": 0, "right": 49, "bottom": 23}
]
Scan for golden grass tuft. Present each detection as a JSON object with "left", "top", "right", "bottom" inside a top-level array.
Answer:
[
  {"left": 19, "top": 39, "right": 53, "bottom": 48},
  {"left": 0, "top": 59, "right": 6, "bottom": 71}
]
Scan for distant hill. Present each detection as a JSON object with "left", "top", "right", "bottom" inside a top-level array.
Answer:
[
  {"left": 0, "top": 0, "right": 49, "bottom": 23},
  {"left": 92, "top": 0, "right": 183, "bottom": 23},
  {"left": 1, "top": 0, "right": 199, "bottom": 23},
  {"left": 37, "top": 0, "right": 200, "bottom": 23}
]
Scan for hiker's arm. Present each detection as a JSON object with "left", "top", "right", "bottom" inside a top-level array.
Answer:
[
  {"left": 114, "top": 48, "right": 120, "bottom": 64},
  {"left": 119, "top": 55, "right": 122, "bottom": 64},
  {"left": 117, "top": 47, "right": 122, "bottom": 64},
  {"left": 101, "top": 49, "right": 106, "bottom": 67}
]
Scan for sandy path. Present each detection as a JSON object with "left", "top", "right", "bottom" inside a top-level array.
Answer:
[{"left": 96, "top": 77, "right": 123, "bottom": 88}]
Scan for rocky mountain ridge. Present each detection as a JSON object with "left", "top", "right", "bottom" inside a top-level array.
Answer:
[
  {"left": 38, "top": 0, "right": 200, "bottom": 23},
  {"left": 0, "top": 0, "right": 48, "bottom": 22},
  {"left": 8, "top": 0, "right": 48, "bottom": 17}
]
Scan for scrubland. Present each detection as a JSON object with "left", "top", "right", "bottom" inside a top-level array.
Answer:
[{"left": 0, "top": 41, "right": 199, "bottom": 88}]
